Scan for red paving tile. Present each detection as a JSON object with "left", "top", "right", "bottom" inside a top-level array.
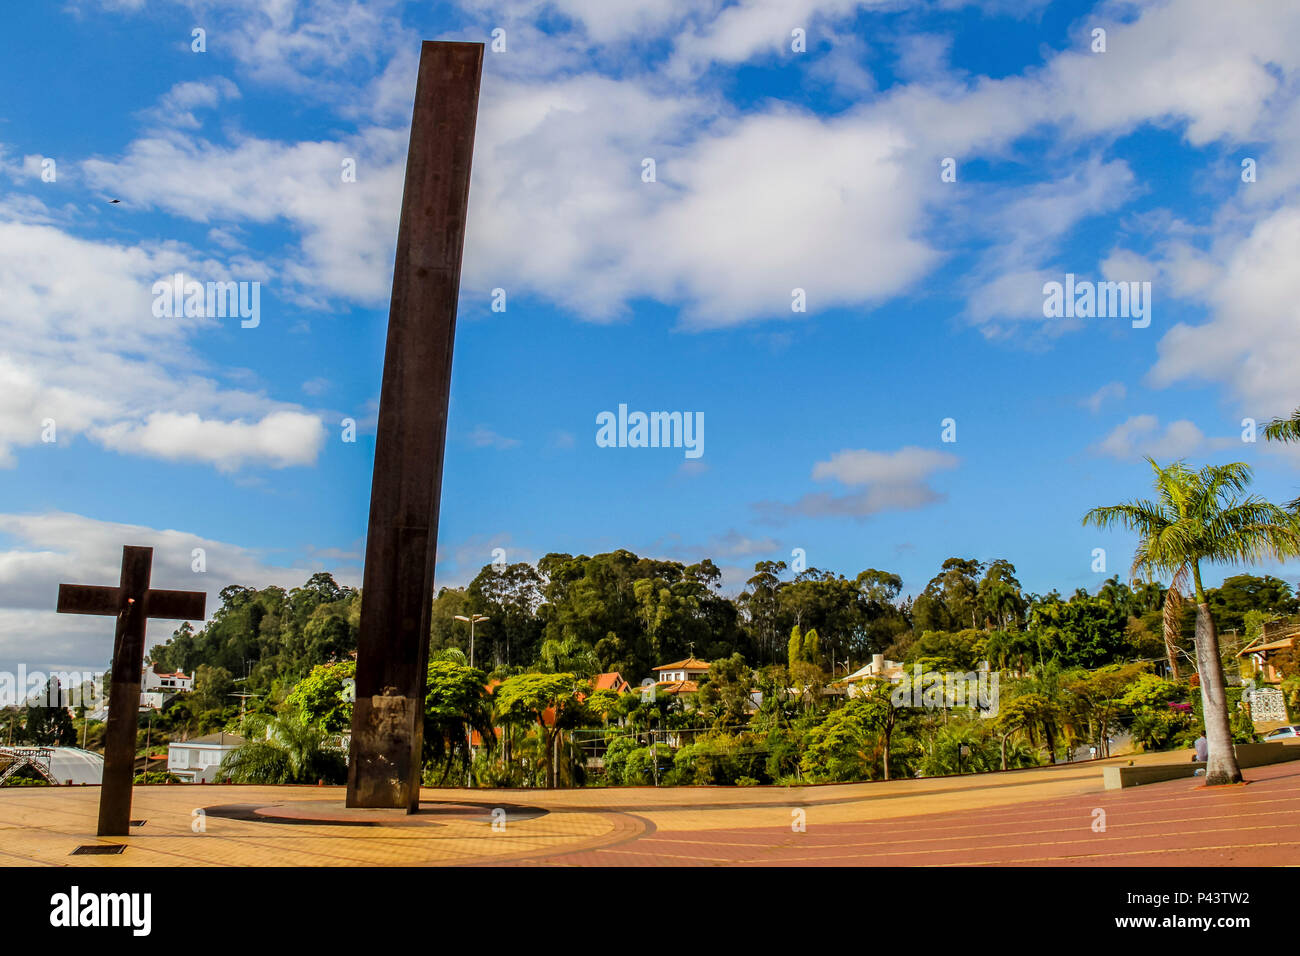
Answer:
[{"left": 521, "top": 761, "right": 1300, "bottom": 866}]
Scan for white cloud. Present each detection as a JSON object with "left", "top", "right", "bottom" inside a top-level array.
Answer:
[
  {"left": 462, "top": 81, "right": 940, "bottom": 326},
  {"left": 0, "top": 511, "right": 355, "bottom": 672},
  {"left": 1093, "top": 415, "right": 1205, "bottom": 461},
  {"left": 0, "top": 215, "right": 325, "bottom": 471},
  {"left": 656, "top": 529, "right": 780, "bottom": 561},
  {"left": 812, "top": 446, "right": 959, "bottom": 485},
  {"left": 81, "top": 127, "right": 409, "bottom": 306},
  {"left": 1082, "top": 382, "right": 1126, "bottom": 413},
  {"left": 65, "top": 0, "right": 1300, "bottom": 340},
  {"left": 467, "top": 425, "right": 521, "bottom": 449},
  {"left": 758, "top": 446, "right": 959, "bottom": 521},
  {"left": 667, "top": 0, "right": 887, "bottom": 76},
  {"left": 90, "top": 0, "right": 410, "bottom": 97},
  {"left": 91, "top": 411, "right": 326, "bottom": 471},
  {"left": 1041, "top": 0, "right": 1300, "bottom": 148},
  {"left": 144, "top": 78, "right": 241, "bottom": 128},
  {"left": 1149, "top": 206, "right": 1300, "bottom": 417},
  {"left": 964, "top": 157, "right": 1138, "bottom": 328},
  {"left": 469, "top": 0, "right": 701, "bottom": 46}
]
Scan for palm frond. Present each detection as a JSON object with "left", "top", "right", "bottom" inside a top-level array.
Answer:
[
  {"left": 1262, "top": 408, "right": 1300, "bottom": 444},
  {"left": 1086, "top": 458, "right": 1300, "bottom": 582}
]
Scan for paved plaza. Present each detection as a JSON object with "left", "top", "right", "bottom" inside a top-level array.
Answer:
[{"left": 4, "top": 749, "right": 1298, "bottom": 867}]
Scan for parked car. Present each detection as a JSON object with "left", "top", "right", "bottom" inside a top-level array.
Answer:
[{"left": 1262, "top": 726, "right": 1300, "bottom": 741}]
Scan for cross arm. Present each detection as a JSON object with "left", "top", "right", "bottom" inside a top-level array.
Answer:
[
  {"left": 55, "top": 584, "right": 206, "bottom": 620},
  {"left": 56, "top": 584, "right": 122, "bottom": 615},
  {"left": 144, "top": 589, "right": 207, "bottom": 621}
]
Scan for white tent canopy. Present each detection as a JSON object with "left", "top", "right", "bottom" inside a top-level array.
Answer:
[{"left": 0, "top": 747, "right": 103, "bottom": 785}]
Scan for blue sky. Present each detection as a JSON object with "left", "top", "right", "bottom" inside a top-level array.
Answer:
[{"left": 4, "top": 0, "right": 1300, "bottom": 673}]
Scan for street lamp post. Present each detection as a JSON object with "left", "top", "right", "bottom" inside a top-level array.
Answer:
[
  {"left": 454, "top": 613, "right": 488, "bottom": 789},
  {"left": 454, "top": 614, "right": 489, "bottom": 669}
]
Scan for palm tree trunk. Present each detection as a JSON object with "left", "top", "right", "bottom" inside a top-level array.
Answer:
[
  {"left": 1192, "top": 591, "right": 1243, "bottom": 785},
  {"left": 1163, "top": 586, "right": 1182, "bottom": 680},
  {"left": 540, "top": 722, "right": 555, "bottom": 789}
]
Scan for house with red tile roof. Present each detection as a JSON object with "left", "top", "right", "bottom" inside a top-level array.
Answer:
[
  {"left": 636, "top": 658, "right": 711, "bottom": 699},
  {"left": 593, "top": 672, "right": 632, "bottom": 694},
  {"left": 653, "top": 658, "right": 710, "bottom": 684}
]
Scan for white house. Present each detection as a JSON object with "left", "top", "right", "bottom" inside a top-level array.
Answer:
[
  {"left": 652, "top": 657, "right": 711, "bottom": 685},
  {"left": 138, "top": 666, "right": 194, "bottom": 713},
  {"left": 85, "top": 666, "right": 193, "bottom": 719},
  {"left": 837, "top": 654, "right": 905, "bottom": 697},
  {"left": 167, "top": 732, "right": 244, "bottom": 783},
  {"left": 143, "top": 667, "right": 193, "bottom": 694}
]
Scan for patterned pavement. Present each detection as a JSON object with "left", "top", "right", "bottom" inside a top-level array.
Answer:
[{"left": 3, "top": 752, "right": 1297, "bottom": 866}]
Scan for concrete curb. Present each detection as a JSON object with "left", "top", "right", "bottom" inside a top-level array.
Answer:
[{"left": 1102, "top": 741, "right": 1300, "bottom": 789}]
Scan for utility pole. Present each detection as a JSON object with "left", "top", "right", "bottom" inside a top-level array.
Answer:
[
  {"left": 650, "top": 722, "right": 659, "bottom": 787},
  {"left": 144, "top": 710, "right": 154, "bottom": 772}
]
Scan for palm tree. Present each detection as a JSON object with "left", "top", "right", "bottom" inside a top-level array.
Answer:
[
  {"left": 1263, "top": 407, "right": 1300, "bottom": 443},
  {"left": 1083, "top": 459, "right": 1300, "bottom": 785},
  {"left": 1161, "top": 577, "right": 1185, "bottom": 681},
  {"left": 1263, "top": 409, "right": 1300, "bottom": 509},
  {"left": 220, "top": 714, "right": 348, "bottom": 784}
]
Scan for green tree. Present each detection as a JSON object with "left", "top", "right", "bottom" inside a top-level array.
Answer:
[
  {"left": 800, "top": 684, "right": 902, "bottom": 782},
  {"left": 191, "top": 664, "right": 234, "bottom": 713},
  {"left": 423, "top": 660, "right": 496, "bottom": 784},
  {"left": 995, "top": 692, "right": 1060, "bottom": 767},
  {"left": 801, "top": 699, "right": 879, "bottom": 781},
  {"left": 696, "top": 653, "right": 754, "bottom": 730},
  {"left": 739, "top": 560, "right": 788, "bottom": 662},
  {"left": 1084, "top": 459, "right": 1300, "bottom": 784},
  {"left": 913, "top": 558, "right": 984, "bottom": 633},
  {"left": 468, "top": 561, "right": 546, "bottom": 668},
  {"left": 1120, "top": 672, "right": 1190, "bottom": 751},
  {"left": 787, "top": 625, "right": 803, "bottom": 667},
  {"left": 1063, "top": 661, "right": 1151, "bottom": 758},
  {"left": 493, "top": 672, "right": 588, "bottom": 788},
  {"left": 1206, "top": 574, "right": 1297, "bottom": 636},
  {"left": 1028, "top": 594, "right": 1128, "bottom": 669},
  {"left": 602, "top": 734, "right": 638, "bottom": 785},
  {"left": 978, "top": 559, "right": 1028, "bottom": 630},
  {"left": 220, "top": 714, "right": 348, "bottom": 784},
  {"left": 802, "top": 628, "right": 822, "bottom": 665},
  {"left": 22, "top": 679, "right": 76, "bottom": 746},
  {"left": 282, "top": 660, "right": 354, "bottom": 734}
]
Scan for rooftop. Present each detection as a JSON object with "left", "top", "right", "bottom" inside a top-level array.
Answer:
[{"left": 653, "top": 658, "right": 710, "bottom": 672}]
